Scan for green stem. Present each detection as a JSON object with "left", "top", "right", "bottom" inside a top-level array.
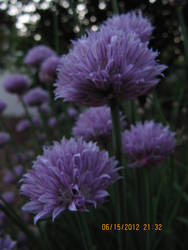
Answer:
[
  {"left": 109, "top": 98, "right": 123, "bottom": 250},
  {"left": 19, "top": 96, "right": 41, "bottom": 152},
  {"left": 145, "top": 170, "right": 151, "bottom": 250},
  {"left": 38, "top": 108, "right": 51, "bottom": 142},
  {"left": 75, "top": 214, "right": 90, "bottom": 250},
  {"left": 109, "top": 98, "right": 123, "bottom": 166},
  {"left": 111, "top": 0, "right": 119, "bottom": 14}
]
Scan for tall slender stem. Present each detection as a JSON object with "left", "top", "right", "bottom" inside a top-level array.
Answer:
[
  {"left": 19, "top": 96, "right": 41, "bottom": 152},
  {"left": 75, "top": 213, "right": 94, "bottom": 250},
  {"left": 109, "top": 98, "right": 123, "bottom": 166},
  {"left": 109, "top": 98, "right": 123, "bottom": 250},
  {"left": 145, "top": 170, "right": 151, "bottom": 250},
  {"left": 111, "top": 0, "right": 119, "bottom": 14}
]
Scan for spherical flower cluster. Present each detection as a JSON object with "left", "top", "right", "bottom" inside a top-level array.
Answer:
[
  {"left": 55, "top": 28, "right": 166, "bottom": 106},
  {"left": 32, "top": 116, "right": 42, "bottom": 128},
  {"left": 3, "top": 74, "right": 30, "bottom": 95},
  {"left": 0, "top": 235, "right": 16, "bottom": 250},
  {"left": 20, "top": 137, "right": 120, "bottom": 223},
  {"left": 24, "top": 88, "right": 49, "bottom": 106},
  {"left": 73, "top": 106, "right": 126, "bottom": 143},
  {"left": 48, "top": 117, "right": 57, "bottom": 128},
  {"left": 39, "top": 56, "right": 60, "bottom": 82},
  {"left": 0, "top": 132, "right": 10, "bottom": 148},
  {"left": 0, "top": 100, "right": 7, "bottom": 114},
  {"left": 39, "top": 103, "right": 51, "bottom": 117},
  {"left": 67, "top": 107, "right": 78, "bottom": 119},
  {"left": 3, "top": 171, "right": 15, "bottom": 184},
  {"left": 14, "top": 165, "right": 24, "bottom": 177},
  {"left": 122, "top": 121, "right": 176, "bottom": 168},
  {"left": 2, "top": 191, "right": 15, "bottom": 204},
  {"left": 24, "top": 45, "right": 56, "bottom": 67},
  {"left": 102, "top": 11, "right": 154, "bottom": 42},
  {"left": 16, "top": 119, "right": 30, "bottom": 133}
]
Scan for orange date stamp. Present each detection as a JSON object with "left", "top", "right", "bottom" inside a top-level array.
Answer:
[{"left": 101, "top": 224, "right": 163, "bottom": 231}]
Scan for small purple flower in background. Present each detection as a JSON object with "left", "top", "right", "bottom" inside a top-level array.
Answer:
[
  {"left": 20, "top": 137, "right": 120, "bottom": 223},
  {"left": 39, "top": 56, "right": 60, "bottom": 82},
  {"left": 0, "top": 132, "right": 10, "bottom": 148},
  {"left": 0, "top": 100, "right": 7, "bottom": 114},
  {"left": 32, "top": 116, "right": 42, "bottom": 128},
  {"left": 24, "top": 45, "right": 56, "bottom": 67},
  {"left": 0, "top": 235, "right": 16, "bottom": 250},
  {"left": 102, "top": 11, "right": 154, "bottom": 42},
  {"left": 73, "top": 106, "right": 126, "bottom": 143},
  {"left": 3, "top": 171, "right": 15, "bottom": 184},
  {"left": 48, "top": 117, "right": 57, "bottom": 128},
  {"left": 24, "top": 88, "right": 49, "bottom": 106},
  {"left": 16, "top": 119, "right": 30, "bottom": 133},
  {"left": 55, "top": 28, "right": 166, "bottom": 106},
  {"left": 39, "top": 103, "right": 51, "bottom": 117},
  {"left": 2, "top": 191, "right": 15, "bottom": 204},
  {"left": 122, "top": 121, "right": 176, "bottom": 168},
  {"left": 14, "top": 165, "right": 24, "bottom": 177},
  {"left": 67, "top": 107, "right": 78, "bottom": 119},
  {"left": 3, "top": 74, "right": 30, "bottom": 95},
  {"left": 16, "top": 152, "right": 28, "bottom": 164}
]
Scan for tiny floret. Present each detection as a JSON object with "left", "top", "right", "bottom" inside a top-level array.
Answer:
[
  {"left": 20, "top": 137, "right": 120, "bottom": 223},
  {"left": 122, "top": 121, "right": 176, "bottom": 168}
]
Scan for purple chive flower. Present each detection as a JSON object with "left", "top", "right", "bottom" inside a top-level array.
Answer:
[
  {"left": 73, "top": 106, "right": 126, "bottom": 143},
  {"left": 21, "top": 137, "right": 120, "bottom": 223},
  {"left": 39, "top": 103, "right": 51, "bottom": 117},
  {"left": 2, "top": 192, "right": 15, "bottom": 204},
  {"left": 122, "top": 121, "right": 176, "bottom": 168},
  {"left": 0, "top": 100, "right": 7, "bottom": 114},
  {"left": 55, "top": 28, "right": 167, "bottom": 106},
  {"left": 14, "top": 165, "right": 24, "bottom": 177},
  {"left": 24, "top": 45, "right": 56, "bottom": 67},
  {"left": 102, "top": 11, "right": 154, "bottom": 42},
  {"left": 3, "top": 74, "right": 30, "bottom": 95},
  {"left": 0, "top": 235, "right": 16, "bottom": 250},
  {"left": 48, "top": 117, "right": 57, "bottom": 128},
  {"left": 24, "top": 88, "right": 49, "bottom": 106},
  {"left": 39, "top": 56, "right": 60, "bottom": 82},
  {"left": 16, "top": 119, "right": 30, "bottom": 133},
  {"left": 0, "top": 132, "right": 10, "bottom": 148},
  {"left": 32, "top": 116, "right": 42, "bottom": 128},
  {"left": 67, "top": 107, "right": 78, "bottom": 119},
  {"left": 3, "top": 171, "right": 15, "bottom": 184}
]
